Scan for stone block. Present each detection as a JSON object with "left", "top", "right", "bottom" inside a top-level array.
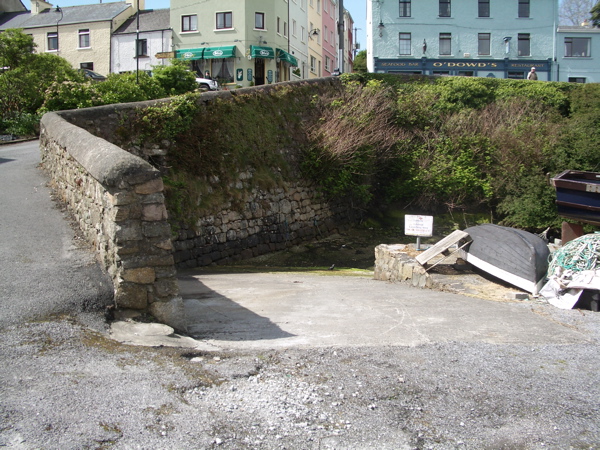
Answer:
[
  {"left": 142, "top": 204, "right": 168, "bottom": 221},
  {"left": 135, "top": 178, "right": 164, "bottom": 195},
  {"left": 121, "top": 267, "right": 156, "bottom": 284},
  {"left": 115, "top": 283, "right": 148, "bottom": 309}
]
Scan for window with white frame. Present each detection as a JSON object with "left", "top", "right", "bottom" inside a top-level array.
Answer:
[
  {"left": 439, "top": 33, "right": 451, "bottom": 55},
  {"left": 293, "top": 20, "right": 297, "bottom": 36},
  {"left": 399, "top": 33, "right": 411, "bottom": 55},
  {"left": 78, "top": 29, "right": 90, "bottom": 48},
  {"left": 255, "top": 12, "right": 265, "bottom": 30},
  {"left": 478, "top": 0, "right": 489, "bottom": 17},
  {"left": 325, "top": 55, "right": 330, "bottom": 72},
  {"left": 518, "top": 33, "right": 530, "bottom": 56},
  {"left": 478, "top": 33, "right": 490, "bottom": 55},
  {"left": 310, "top": 55, "right": 316, "bottom": 72},
  {"left": 284, "top": 21, "right": 287, "bottom": 37},
  {"left": 301, "top": 26, "right": 306, "bottom": 42},
  {"left": 277, "top": 17, "right": 281, "bottom": 34},
  {"left": 324, "top": 25, "right": 328, "bottom": 42},
  {"left": 136, "top": 39, "right": 148, "bottom": 57},
  {"left": 439, "top": 0, "right": 450, "bottom": 17},
  {"left": 47, "top": 32, "right": 58, "bottom": 51},
  {"left": 317, "top": 0, "right": 321, "bottom": 12},
  {"left": 565, "top": 37, "right": 591, "bottom": 57},
  {"left": 399, "top": 0, "right": 411, "bottom": 17},
  {"left": 182, "top": 15, "right": 197, "bottom": 32},
  {"left": 217, "top": 12, "right": 233, "bottom": 29},
  {"left": 518, "top": 0, "right": 530, "bottom": 18}
]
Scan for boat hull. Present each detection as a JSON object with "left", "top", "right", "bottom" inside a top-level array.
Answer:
[{"left": 460, "top": 224, "right": 550, "bottom": 295}]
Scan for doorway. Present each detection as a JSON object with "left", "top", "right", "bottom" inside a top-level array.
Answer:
[{"left": 254, "top": 58, "right": 265, "bottom": 85}]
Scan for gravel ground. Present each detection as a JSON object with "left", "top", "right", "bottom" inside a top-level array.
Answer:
[{"left": 1, "top": 300, "right": 599, "bottom": 449}]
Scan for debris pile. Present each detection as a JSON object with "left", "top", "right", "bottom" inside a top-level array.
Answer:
[{"left": 541, "top": 233, "right": 600, "bottom": 310}]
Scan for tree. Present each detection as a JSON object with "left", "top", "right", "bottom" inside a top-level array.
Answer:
[
  {"left": 353, "top": 50, "right": 367, "bottom": 73},
  {"left": 592, "top": 1, "right": 600, "bottom": 26},
  {"left": 151, "top": 59, "right": 198, "bottom": 96},
  {"left": 559, "top": 0, "right": 596, "bottom": 25},
  {"left": 0, "top": 28, "right": 35, "bottom": 69}
]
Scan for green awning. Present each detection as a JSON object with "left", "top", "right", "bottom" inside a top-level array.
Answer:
[
  {"left": 250, "top": 45, "right": 275, "bottom": 59},
  {"left": 203, "top": 45, "right": 236, "bottom": 59},
  {"left": 175, "top": 48, "right": 204, "bottom": 60},
  {"left": 276, "top": 48, "right": 298, "bottom": 67}
]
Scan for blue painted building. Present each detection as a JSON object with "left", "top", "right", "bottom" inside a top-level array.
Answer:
[
  {"left": 367, "top": 0, "right": 558, "bottom": 80},
  {"left": 556, "top": 26, "right": 600, "bottom": 83}
]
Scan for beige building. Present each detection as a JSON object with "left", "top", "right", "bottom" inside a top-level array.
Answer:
[
  {"left": 0, "top": 0, "right": 141, "bottom": 76},
  {"left": 307, "top": 0, "right": 323, "bottom": 77}
]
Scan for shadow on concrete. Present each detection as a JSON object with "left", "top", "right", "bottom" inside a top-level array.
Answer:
[
  {"left": 0, "top": 157, "right": 15, "bottom": 165},
  {"left": 178, "top": 274, "right": 295, "bottom": 342}
]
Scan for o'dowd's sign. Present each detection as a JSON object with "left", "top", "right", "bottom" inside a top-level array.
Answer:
[{"left": 405, "top": 215, "right": 433, "bottom": 237}]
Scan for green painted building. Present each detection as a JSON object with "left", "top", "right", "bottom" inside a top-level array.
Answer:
[{"left": 170, "top": 0, "right": 298, "bottom": 87}]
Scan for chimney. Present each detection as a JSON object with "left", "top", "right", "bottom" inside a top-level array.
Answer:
[
  {"left": 125, "top": 0, "right": 145, "bottom": 12},
  {"left": 30, "top": 0, "right": 53, "bottom": 15}
]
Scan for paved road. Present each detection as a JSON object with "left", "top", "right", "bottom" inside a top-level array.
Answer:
[
  {"left": 1, "top": 140, "right": 600, "bottom": 449},
  {"left": 0, "top": 140, "right": 112, "bottom": 329}
]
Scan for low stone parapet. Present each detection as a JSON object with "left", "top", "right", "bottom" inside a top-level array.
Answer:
[
  {"left": 374, "top": 244, "right": 434, "bottom": 289},
  {"left": 39, "top": 112, "right": 184, "bottom": 330}
]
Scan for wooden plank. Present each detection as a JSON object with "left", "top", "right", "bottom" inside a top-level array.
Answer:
[
  {"left": 415, "top": 230, "right": 470, "bottom": 266},
  {"left": 155, "top": 51, "right": 175, "bottom": 59}
]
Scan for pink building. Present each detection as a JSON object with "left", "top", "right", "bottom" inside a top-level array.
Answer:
[{"left": 322, "top": 0, "right": 338, "bottom": 76}]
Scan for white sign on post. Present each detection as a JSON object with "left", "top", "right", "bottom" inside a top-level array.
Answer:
[{"left": 404, "top": 215, "right": 433, "bottom": 237}]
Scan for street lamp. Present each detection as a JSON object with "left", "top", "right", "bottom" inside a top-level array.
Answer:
[{"left": 55, "top": 6, "right": 63, "bottom": 53}]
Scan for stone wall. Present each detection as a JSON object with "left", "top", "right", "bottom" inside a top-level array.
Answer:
[
  {"left": 39, "top": 78, "right": 355, "bottom": 326},
  {"left": 374, "top": 244, "right": 433, "bottom": 288},
  {"left": 39, "top": 112, "right": 185, "bottom": 330},
  {"left": 173, "top": 182, "right": 352, "bottom": 268}
]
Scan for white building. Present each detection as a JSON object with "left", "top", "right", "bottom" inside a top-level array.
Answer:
[{"left": 111, "top": 8, "right": 171, "bottom": 74}]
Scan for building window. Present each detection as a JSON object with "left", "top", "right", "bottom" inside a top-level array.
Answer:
[
  {"left": 399, "top": 0, "right": 411, "bottom": 17},
  {"left": 518, "top": 0, "right": 530, "bottom": 18},
  {"left": 310, "top": 55, "right": 316, "bottom": 73},
  {"left": 325, "top": 55, "right": 331, "bottom": 72},
  {"left": 458, "top": 71, "right": 474, "bottom": 76},
  {"left": 301, "top": 26, "right": 306, "bottom": 42},
  {"left": 317, "top": 0, "right": 321, "bottom": 12},
  {"left": 439, "top": 0, "right": 451, "bottom": 17},
  {"left": 518, "top": 33, "right": 530, "bottom": 56},
  {"left": 478, "top": 33, "right": 490, "bottom": 55},
  {"left": 478, "top": 0, "right": 490, "bottom": 17},
  {"left": 508, "top": 71, "right": 525, "bottom": 79},
  {"left": 255, "top": 12, "right": 265, "bottom": 30},
  {"left": 324, "top": 25, "right": 328, "bottom": 42},
  {"left": 399, "top": 32, "right": 411, "bottom": 55},
  {"left": 293, "top": 20, "right": 297, "bottom": 36},
  {"left": 78, "top": 29, "right": 90, "bottom": 48},
  {"left": 182, "top": 15, "right": 197, "bottom": 32},
  {"left": 80, "top": 62, "right": 94, "bottom": 70},
  {"left": 568, "top": 77, "right": 586, "bottom": 83},
  {"left": 47, "top": 32, "right": 58, "bottom": 51},
  {"left": 216, "top": 12, "right": 233, "bottom": 29},
  {"left": 136, "top": 39, "right": 148, "bottom": 57},
  {"left": 284, "top": 22, "right": 288, "bottom": 37},
  {"left": 439, "top": 33, "right": 451, "bottom": 55},
  {"left": 565, "top": 37, "right": 591, "bottom": 57},
  {"left": 277, "top": 17, "right": 281, "bottom": 34}
]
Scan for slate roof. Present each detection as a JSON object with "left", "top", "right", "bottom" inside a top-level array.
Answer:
[
  {"left": 113, "top": 8, "right": 170, "bottom": 34},
  {"left": 0, "top": 2, "right": 131, "bottom": 31}
]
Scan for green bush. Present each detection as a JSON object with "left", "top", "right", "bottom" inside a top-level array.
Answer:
[{"left": 151, "top": 59, "right": 198, "bottom": 96}]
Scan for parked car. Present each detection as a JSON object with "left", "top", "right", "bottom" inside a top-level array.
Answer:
[
  {"left": 196, "top": 76, "right": 219, "bottom": 91},
  {"left": 80, "top": 69, "right": 106, "bottom": 82}
]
